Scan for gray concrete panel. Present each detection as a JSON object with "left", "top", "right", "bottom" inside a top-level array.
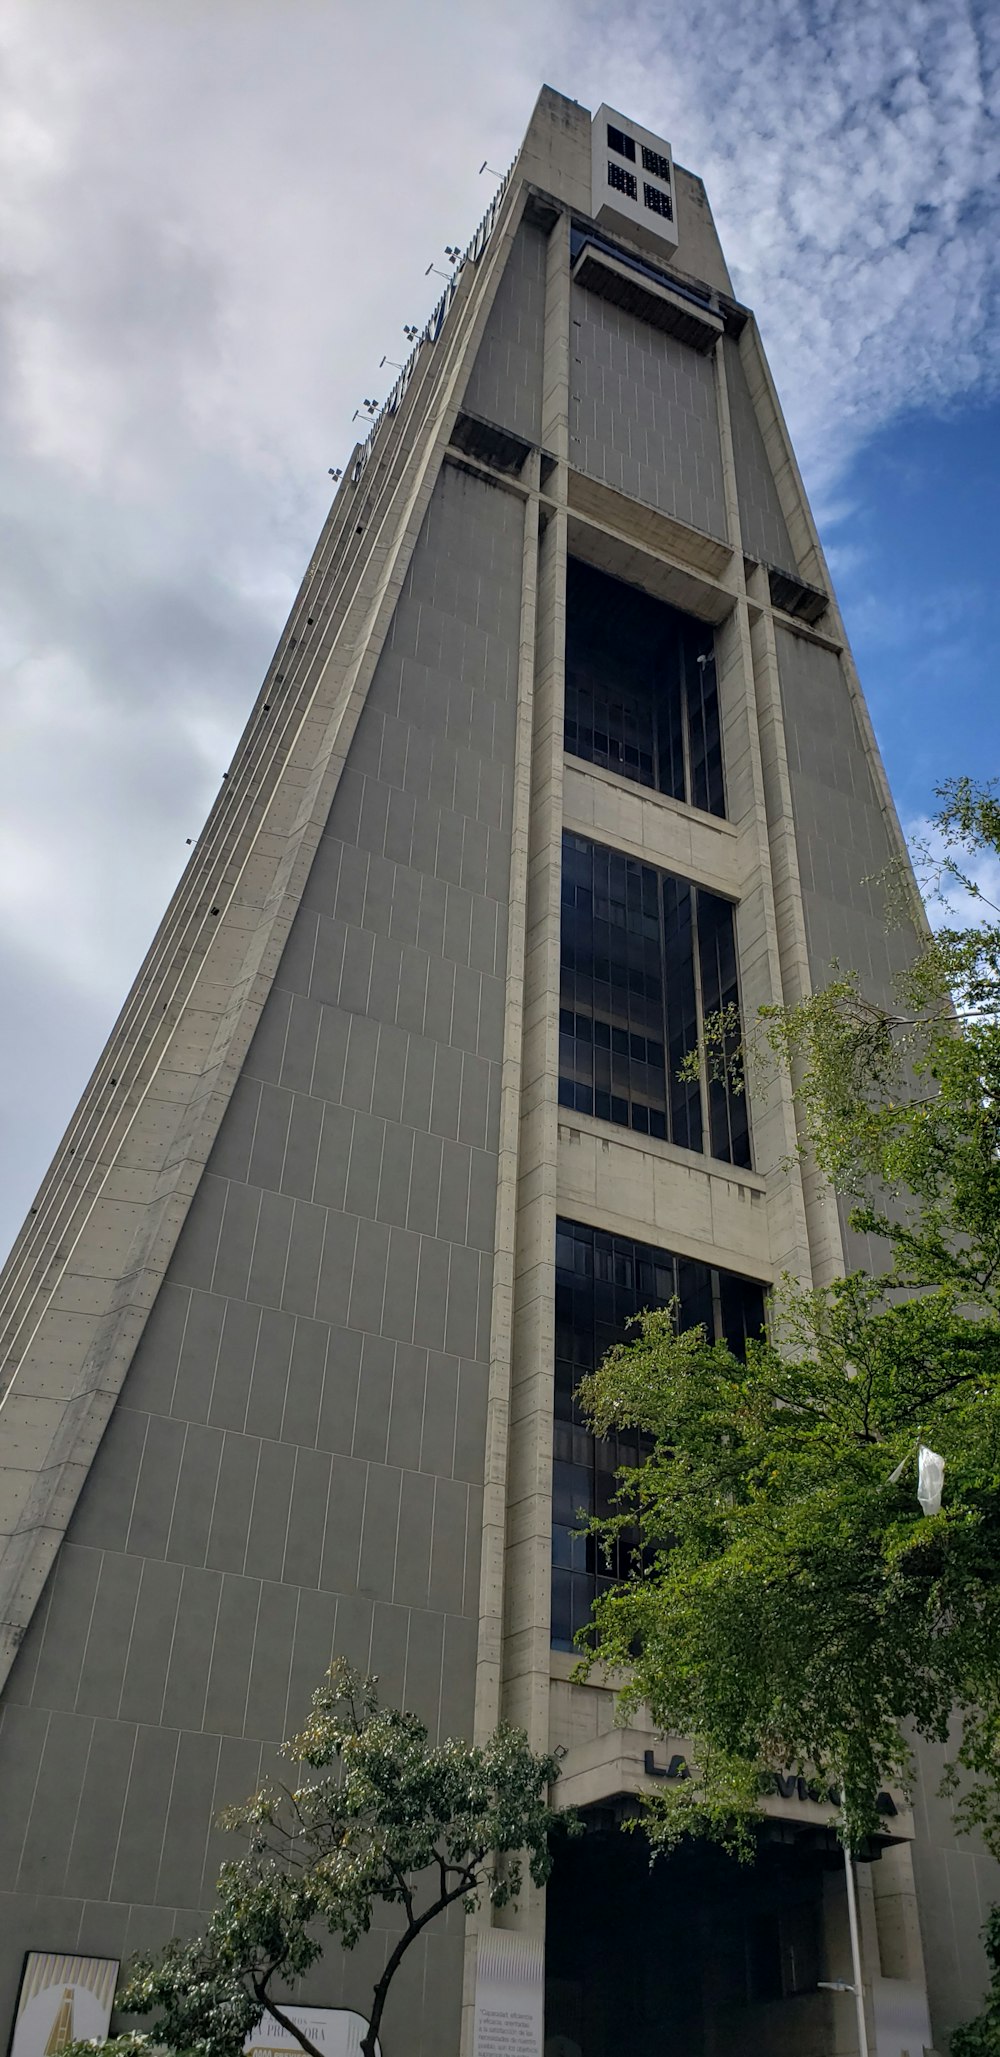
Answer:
[
  {"left": 0, "top": 461, "right": 520, "bottom": 2055},
  {"left": 776, "top": 625, "right": 916, "bottom": 1065},
  {"left": 569, "top": 282, "right": 728, "bottom": 539},
  {"left": 463, "top": 221, "right": 547, "bottom": 444},
  {"left": 723, "top": 335, "right": 796, "bottom": 571}
]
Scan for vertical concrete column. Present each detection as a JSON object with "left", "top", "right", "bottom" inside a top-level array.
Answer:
[
  {"left": 463, "top": 213, "right": 573, "bottom": 2047},
  {"left": 502, "top": 212, "right": 570, "bottom": 1756},
  {"left": 871, "top": 1842, "right": 932, "bottom": 1987},
  {"left": 540, "top": 211, "right": 571, "bottom": 465},
  {"left": 472, "top": 459, "right": 541, "bottom": 1751},
  {"left": 713, "top": 340, "right": 814, "bottom": 1293},
  {"left": 461, "top": 457, "right": 542, "bottom": 2057},
  {"left": 503, "top": 497, "right": 566, "bottom": 1756},
  {"left": 745, "top": 563, "right": 847, "bottom": 1284}
]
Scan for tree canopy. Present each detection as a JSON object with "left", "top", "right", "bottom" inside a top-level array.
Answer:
[
  {"left": 69, "top": 1660, "right": 565, "bottom": 2057},
  {"left": 576, "top": 779, "right": 1000, "bottom": 1861}
]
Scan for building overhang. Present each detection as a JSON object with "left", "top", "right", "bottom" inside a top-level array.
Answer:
[
  {"left": 551, "top": 1729, "right": 914, "bottom": 1844},
  {"left": 571, "top": 238, "right": 724, "bottom": 355},
  {"left": 565, "top": 472, "right": 734, "bottom": 613},
  {"left": 766, "top": 562, "right": 829, "bottom": 625}
]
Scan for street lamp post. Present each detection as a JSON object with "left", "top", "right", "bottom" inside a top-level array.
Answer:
[{"left": 818, "top": 1843, "right": 870, "bottom": 2057}]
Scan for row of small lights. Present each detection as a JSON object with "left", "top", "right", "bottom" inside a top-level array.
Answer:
[{"left": 327, "top": 164, "right": 505, "bottom": 483}]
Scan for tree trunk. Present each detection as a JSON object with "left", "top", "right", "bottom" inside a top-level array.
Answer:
[{"left": 359, "top": 1875, "right": 477, "bottom": 2055}]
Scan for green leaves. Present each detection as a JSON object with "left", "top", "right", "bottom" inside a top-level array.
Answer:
[
  {"left": 578, "top": 1287, "right": 1000, "bottom": 1854},
  {"left": 951, "top": 1903, "right": 1000, "bottom": 2054},
  {"left": 68, "top": 1660, "right": 566, "bottom": 2057},
  {"left": 575, "top": 779, "right": 1000, "bottom": 1882}
]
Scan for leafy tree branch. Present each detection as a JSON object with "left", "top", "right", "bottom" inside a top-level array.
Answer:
[
  {"left": 64, "top": 1660, "right": 569, "bottom": 2057},
  {"left": 575, "top": 780, "right": 1000, "bottom": 2047}
]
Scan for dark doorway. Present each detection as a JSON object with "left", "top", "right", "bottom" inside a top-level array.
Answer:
[{"left": 545, "top": 1813, "right": 840, "bottom": 2056}]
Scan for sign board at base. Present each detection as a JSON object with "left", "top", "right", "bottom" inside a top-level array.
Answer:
[
  {"left": 474, "top": 1932, "right": 544, "bottom": 2057},
  {"left": 873, "top": 1976, "right": 933, "bottom": 2057},
  {"left": 244, "top": 2006, "right": 377, "bottom": 2057},
  {"left": 10, "top": 1954, "right": 119, "bottom": 2057}
]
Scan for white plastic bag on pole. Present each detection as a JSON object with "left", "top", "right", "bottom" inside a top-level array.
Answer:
[{"left": 917, "top": 1444, "right": 945, "bottom": 1517}]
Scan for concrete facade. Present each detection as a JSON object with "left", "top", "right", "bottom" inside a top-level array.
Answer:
[{"left": 0, "top": 82, "right": 992, "bottom": 2057}]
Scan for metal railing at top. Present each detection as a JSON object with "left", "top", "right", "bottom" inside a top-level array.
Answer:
[{"left": 350, "top": 154, "right": 516, "bottom": 487}]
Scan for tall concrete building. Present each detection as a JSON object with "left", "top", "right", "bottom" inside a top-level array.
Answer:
[{"left": 0, "top": 85, "right": 994, "bottom": 2057}]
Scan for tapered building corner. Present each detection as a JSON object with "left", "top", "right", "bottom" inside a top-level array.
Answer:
[{"left": 0, "top": 83, "right": 989, "bottom": 2057}]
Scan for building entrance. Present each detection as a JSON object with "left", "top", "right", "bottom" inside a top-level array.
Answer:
[{"left": 544, "top": 1814, "right": 852, "bottom": 2056}]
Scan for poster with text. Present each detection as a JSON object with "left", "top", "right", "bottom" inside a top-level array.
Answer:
[
  {"left": 474, "top": 1931, "right": 544, "bottom": 2057},
  {"left": 243, "top": 2005, "right": 377, "bottom": 2057},
  {"left": 10, "top": 1954, "right": 119, "bottom": 2057}
]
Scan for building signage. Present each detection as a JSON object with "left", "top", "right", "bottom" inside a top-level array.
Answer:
[
  {"left": 474, "top": 1931, "right": 544, "bottom": 2057},
  {"left": 10, "top": 1955, "right": 119, "bottom": 2057},
  {"left": 243, "top": 2006, "right": 376, "bottom": 2057},
  {"left": 642, "top": 1748, "right": 898, "bottom": 1814}
]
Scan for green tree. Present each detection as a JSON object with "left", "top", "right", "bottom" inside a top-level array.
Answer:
[
  {"left": 952, "top": 1903, "right": 1000, "bottom": 2054},
  {"left": 69, "top": 1660, "right": 565, "bottom": 2057},
  {"left": 575, "top": 778, "right": 1000, "bottom": 1871}
]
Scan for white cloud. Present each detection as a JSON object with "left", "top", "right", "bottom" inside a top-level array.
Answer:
[
  {"left": 906, "top": 815, "right": 1000, "bottom": 930},
  {"left": 562, "top": 0, "right": 1000, "bottom": 494},
  {"left": 0, "top": 0, "right": 998, "bottom": 1252}
]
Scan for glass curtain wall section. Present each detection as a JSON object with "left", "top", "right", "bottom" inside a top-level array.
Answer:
[
  {"left": 563, "top": 558, "right": 725, "bottom": 817},
  {"left": 559, "top": 831, "right": 751, "bottom": 1167},
  {"left": 552, "top": 1219, "right": 766, "bottom": 1651}
]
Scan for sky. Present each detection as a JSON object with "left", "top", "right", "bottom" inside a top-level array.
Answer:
[{"left": 1, "top": 0, "right": 999, "bottom": 1261}]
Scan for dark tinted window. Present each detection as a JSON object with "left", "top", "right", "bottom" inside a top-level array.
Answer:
[
  {"left": 564, "top": 559, "right": 725, "bottom": 817},
  {"left": 552, "top": 1219, "right": 766, "bottom": 1651},
  {"left": 608, "top": 162, "right": 638, "bottom": 200},
  {"left": 559, "top": 831, "right": 750, "bottom": 1168},
  {"left": 644, "top": 183, "right": 674, "bottom": 220},
  {"left": 607, "top": 124, "right": 636, "bottom": 161}
]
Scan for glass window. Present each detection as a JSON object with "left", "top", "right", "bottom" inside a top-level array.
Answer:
[
  {"left": 607, "top": 162, "right": 638, "bottom": 200},
  {"left": 606, "top": 124, "right": 637, "bottom": 162},
  {"left": 551, "top": 1219, "right": 766, "bottom": 1651},
  {"left": 641, "top": 146, "right": 672, "bottom": 182},
  {"left": 564, "top": 559, "right": 725, "bottom": 817},
  {"left": 559, "top": 831, "right": 750, "bottom": 1168}
]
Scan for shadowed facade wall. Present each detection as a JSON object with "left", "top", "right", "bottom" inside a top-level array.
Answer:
[
  {"left": 724, "top": 335, "right": 796, "bottom": 571},
  {"left": 0, "top": 460, "right": 524, "bottom": 2057},
  {"left": 463, "top": 219, "right": 548, "bottom": 443},
  {"left": 569, "top": 282, "right": 728, "bottom": 538}
]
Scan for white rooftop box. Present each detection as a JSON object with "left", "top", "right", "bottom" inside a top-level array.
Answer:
[{"left": 591, "top": 104, "right": 678, "bottom": 256}]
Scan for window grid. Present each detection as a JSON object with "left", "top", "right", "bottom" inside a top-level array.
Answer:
[
  {"left": 559, "top": 831, "right": 750, "bottom": 1168},
  {"left": 564, "top": 559, "right": 726, "bottom": 818},
  {"left": 607, "top": 124, "right": 636, "bottom": 162},
  {"left": 641, "top": 145, "right": 672, "bottom": 182},
  {"left": 552, "top": 1219, "right": 766, "bottom": 1651},
  {"left": 697, "top": 887, "right": 751, "bottom": 1166},
  {"left": 608, "top": 162, "right": 638, "bottom": 200},
  {"left": 643, "top": 182, "right": 674, "bottom": 220}
]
